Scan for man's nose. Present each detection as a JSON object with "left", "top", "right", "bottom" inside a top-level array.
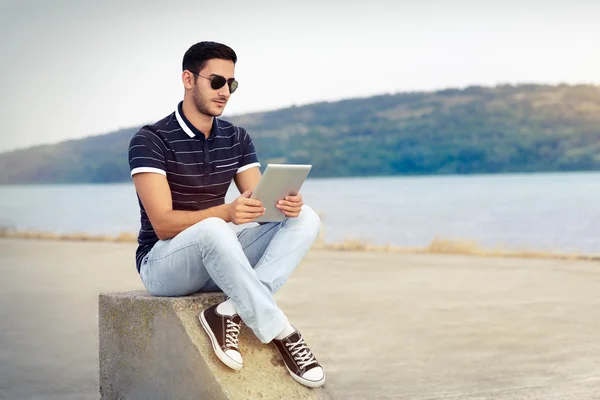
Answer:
[{"left": 218, "top": 84, "right": 230, "bottom": 98}]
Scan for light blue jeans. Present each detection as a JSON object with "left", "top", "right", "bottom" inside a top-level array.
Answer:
[{"left": 139, "top": 205, "right": 321, "bottom": 344}]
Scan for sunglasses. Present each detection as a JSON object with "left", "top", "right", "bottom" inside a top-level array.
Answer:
[{"left": 192, "top": 72, "right": 238, "bottom": 94}]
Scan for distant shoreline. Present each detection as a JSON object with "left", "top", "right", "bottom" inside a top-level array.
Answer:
[
  {"left": 1, "top": 228, "right": 598, "bottom": 262},
  {"left": 1, "top": 169, "right": 599, "bottom": 186}
]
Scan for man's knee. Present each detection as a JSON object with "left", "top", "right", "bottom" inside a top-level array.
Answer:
[
  {"left": 290, "top": 204, "right": 321, "bottom": 234},
  {"left": 197, "top": 217, "right": 230, "bottom": 231},
  {"left": 192, "top": 217, "right": 237, "bottom": 247}
]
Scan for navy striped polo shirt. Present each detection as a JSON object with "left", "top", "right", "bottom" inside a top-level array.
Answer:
[{"left": 128, "top": 101, "right": 260, "bottom": 272}]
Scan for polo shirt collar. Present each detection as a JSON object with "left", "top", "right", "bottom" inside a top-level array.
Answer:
[{"left": 175, "top": 101, "right": 219, "bottom": 139}]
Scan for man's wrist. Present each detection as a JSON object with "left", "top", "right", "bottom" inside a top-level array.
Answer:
[{"left": 218, "top": 204, "right": 232, "bottom": 223}]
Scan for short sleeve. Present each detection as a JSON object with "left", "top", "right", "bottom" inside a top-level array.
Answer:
[
  {"left": 237, "top": 127, "right": 261, "bottom": 174},
  {"left": 128, "top": 129, "right": 167, "bottom": 177}
]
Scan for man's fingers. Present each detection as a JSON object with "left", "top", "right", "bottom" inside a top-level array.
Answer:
[
  {"left": 240, "top": 204, "right": 265, "bottom": 213},
  {"left": 234, "top": 211, "right": 266, "bottom": 223},
  {"left": 278, "top": 195, "right": 302, "bottom": 218},
  {"left": 276, "top": 204, "right": 301, "bottom": 213},
  {"left": 285, "top": 195, "right": 302, "bottom": 202},
  {"left": 236, "top": 201, "right": 264, "bottom": 211},
  {"left": 277, "top": 200, "right": 303, "bottom": 208},
  {"left": 239, "top": 197, "right": 263, "bottom": 207},
  {"left": 236, "top": 209, "right": 265, "bottom": 218},
  {"left": 281, "top": 210, "right": 300, "bottom": 218}
]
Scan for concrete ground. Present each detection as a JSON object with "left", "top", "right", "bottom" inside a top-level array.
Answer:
[{"left": 0, "top": 238, "right": 599, "bottom": 400}]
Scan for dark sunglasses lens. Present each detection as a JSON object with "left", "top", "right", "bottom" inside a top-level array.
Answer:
[
  {"left": 229, "top": 80, "right": 238, "bottom": 93},
  {"left": 210, "top": 76, "right": 227, "bottom": 90}
]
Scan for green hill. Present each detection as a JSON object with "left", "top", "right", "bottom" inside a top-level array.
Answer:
[{"left": 1, "top": 83, "right": 600, "bottom": 184}]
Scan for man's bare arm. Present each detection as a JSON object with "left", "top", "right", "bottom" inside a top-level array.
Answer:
[
  {"left": 133, "top": 172, "right": 264, "bottom": 240},
  {"left": 233, "top": 166, "right": 262, "bottom": 194}
]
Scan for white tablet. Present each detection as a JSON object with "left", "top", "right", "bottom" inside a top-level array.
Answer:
[{"left": 251, "top": 164, "right": 312, "bottom": 223}]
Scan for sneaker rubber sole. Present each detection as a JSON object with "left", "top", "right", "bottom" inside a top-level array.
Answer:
[
  {"left": 199, "top": 310, "right": 243, "bottom": 371},
  {"left": 283, "top": 363, "right": 326, "bottom": 388}
]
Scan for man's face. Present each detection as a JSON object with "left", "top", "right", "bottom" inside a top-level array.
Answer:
[{"left": 191, "top": 58, "right": 235, "bottom": 117}]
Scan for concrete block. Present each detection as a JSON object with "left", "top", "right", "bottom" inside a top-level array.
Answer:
[{"left": 99, "top": 291, "right": 336, "bottom": 400}]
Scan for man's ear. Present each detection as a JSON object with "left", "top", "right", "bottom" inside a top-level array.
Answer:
[{"left": 182, "top": 70, "right": 195, "bottom": 90}]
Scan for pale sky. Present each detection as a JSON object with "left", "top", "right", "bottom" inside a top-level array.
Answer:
[{"left": 0, "top": 0, "right": 598, "bottom": 152}]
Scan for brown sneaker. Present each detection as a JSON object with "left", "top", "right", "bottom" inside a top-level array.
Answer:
[
  {"left": 199, "top": 304, "right": 243, "bottom": 370},
  {"left": 273, "top": 331, "right": 326, "bottom": 388}
]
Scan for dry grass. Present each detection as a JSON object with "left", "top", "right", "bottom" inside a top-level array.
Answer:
[
  {"left": 312, "top": 232, "right": 600, "bottom": 261},
  {"left": 0, "top": 227, "right": 137, "bottom": 243},
  {"left": 1, "top": 226, "right": 598, "bottom": 261},
  {"left": 423, "top": 236, "right": 599, "bottom": 261}
]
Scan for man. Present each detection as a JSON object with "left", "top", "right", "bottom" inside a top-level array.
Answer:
[{"left": 127, "top": 41, "right": 325, "bottom": 388}]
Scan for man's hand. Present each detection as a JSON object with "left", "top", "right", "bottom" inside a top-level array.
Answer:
[
  {"left": 227, "top": 190, "right": 265, "bottom": 225},
  {"left": 275, "top": 193, "right": 303, "bottom": 218}
]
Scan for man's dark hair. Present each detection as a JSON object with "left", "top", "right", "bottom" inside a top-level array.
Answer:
[{"left": 182, "top": 41, "right": 237, "bottom": 80}]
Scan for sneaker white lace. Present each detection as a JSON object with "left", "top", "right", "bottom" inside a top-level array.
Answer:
[
  {"left": 285, "top": 336, "right": 317, "bottom": 369},
  {"left": 225, "top": 318, "right": 241, "bottom": 350}
]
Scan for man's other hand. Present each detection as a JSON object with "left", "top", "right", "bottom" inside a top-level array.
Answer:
[
  {"left": 227, "top": 190, "right": 265, "bottom": 225},
  {"left": 276, "top": 193, "right": 303, "bottom": 218}
]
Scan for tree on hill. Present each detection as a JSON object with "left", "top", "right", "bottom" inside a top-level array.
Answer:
[{"left": 0, "top": 84, "right": 599, "bottom": 184}]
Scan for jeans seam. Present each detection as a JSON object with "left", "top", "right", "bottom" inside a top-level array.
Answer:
[
  {"left": 147, "top": 242, "right": 200, "bottom": 263},
  {"left": 240, "top": 222, "right": 284, "bottom": 251},
  {"left": 143, "top": 278, "right": 179, "bottom": 297}
]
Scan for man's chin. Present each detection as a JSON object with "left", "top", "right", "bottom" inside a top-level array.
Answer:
[
  {"left": 210, "top": 106, "right": 225, "bottom": 117},
  {"left": 195, "top": 101, "right": 225, "bottom": 117}
]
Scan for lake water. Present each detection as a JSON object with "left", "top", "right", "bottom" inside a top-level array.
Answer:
[
  {"left": 0, "top": 172, "right": 599, "bottom": 254},
  {"left": 1, "top": 172, "right": 600, "bottom": 400}
]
